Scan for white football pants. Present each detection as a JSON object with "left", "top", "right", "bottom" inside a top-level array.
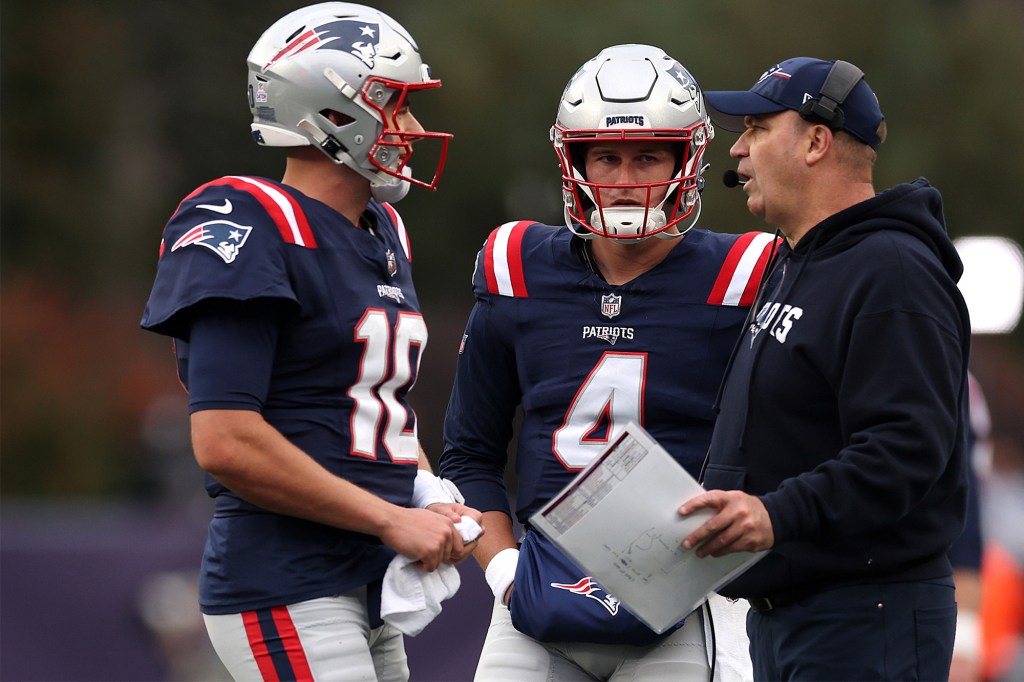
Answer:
[
  {"left": 203, "top": 590, "right": 408, "bottom": 682},
  {"left": 473, "top": 596, "right": 710, "bottom": 682}
]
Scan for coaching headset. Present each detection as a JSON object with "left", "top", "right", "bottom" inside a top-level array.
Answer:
[{"left": 797, "top": 59, "right": 864, "bottom": 130}]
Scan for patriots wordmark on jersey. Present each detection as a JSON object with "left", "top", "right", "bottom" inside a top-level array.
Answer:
[
  {"left": 445, "top": 221, "right": 776, "bottom": 520},
  {"left": 441, "top": 221, "right": 776, "bottom": 641}
]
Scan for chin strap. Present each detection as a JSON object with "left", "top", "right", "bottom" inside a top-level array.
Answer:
[
  {"left": 371, "top": 166, "right": 412, "bottom": 204},
  {"left": 297, "top": 117, "right": 412, "bottom": 204},
  {"left": 653, "top": 193, "right": 702, "bottom": 240},
  {"left": 589, "top": 206, "right": 668, "bottom": 237}
]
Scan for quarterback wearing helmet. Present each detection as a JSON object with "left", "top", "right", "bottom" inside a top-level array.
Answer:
[
  {"left": 141, "top": 4, "right": 480, "bottom": 681},
  {"left": 246, "top": 2, "right": 451, "bottom": 203},
  {"left": 552, "top": 44, "right": 711, "bottom": 240},
  {"left": 440, "top": 44, "right": 776, "bottom": 681}
]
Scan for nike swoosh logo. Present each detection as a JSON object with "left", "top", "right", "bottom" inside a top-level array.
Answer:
[{"left": 197, "top": 199, "right": 233, "bottom": 214}]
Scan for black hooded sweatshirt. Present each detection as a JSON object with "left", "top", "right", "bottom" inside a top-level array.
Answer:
[{"left": 704, "top": 178, "right": 971, "bottom": 600}]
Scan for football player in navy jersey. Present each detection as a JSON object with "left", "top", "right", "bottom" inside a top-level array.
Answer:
[
  {"left": 140, "top": 4, "right": 482, "bottom": 680},
  {"left": 439, "top": 44, "right": 777, "bottom": 681}
]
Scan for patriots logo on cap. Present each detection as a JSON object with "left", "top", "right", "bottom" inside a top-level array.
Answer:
[
  {"left": 550, "top": 577, "right": 621, "bottom": 616},
  {"left": 264, "top": 20, "right": 381, "bottom": 71},
  {"left": 757, "top": 64, "right": 792, "bottom": 84},
  {"left": 171, "top": 221, "right": 253, "bottom": 264}
]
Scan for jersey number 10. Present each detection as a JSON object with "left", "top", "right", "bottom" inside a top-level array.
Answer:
[{"left": 348, "top": 309, "right": 427, "bottom": 464}]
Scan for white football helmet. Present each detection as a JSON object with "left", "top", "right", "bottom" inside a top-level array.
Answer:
[
  {"left": 246, "top": 2, "right": 452, "bottom": 202},
  {"left": 551, "top": 44, "right": 713, "bottom": 240}
]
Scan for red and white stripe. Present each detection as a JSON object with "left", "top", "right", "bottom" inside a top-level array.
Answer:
[
  {"left": 241, "top": 607, "right": 314, "bottom": 681},
  {"left": 225, "top": 176, "right": 317, "bottom": 247},
  {"left": 162, "top": 176, "right": 317, "bottom": 257},
  {"left": 707, "top": 231, "right": 778, "bottom": 307},
  {"left": 483, "top": 220, "right": 534, "bottom": 297},
  {"left": 382, "top": 202, "right": 412, "bottom": 261},
  {"left": 203, "top": 594, "right": 408, "bottom": 681},
  {"left": 263, "top": 29, "right": 321, "bottom": 71}
]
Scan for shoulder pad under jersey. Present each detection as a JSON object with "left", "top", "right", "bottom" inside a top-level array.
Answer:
[
  {"left": 160, "top": 175, "right": 319, "bottom": 259},
  {"left": 472, "top": 220, "right": 546, "bottom": 298},
  {"left": 142, "top": 176, "right": 317, "bottom": 337},
  {"left": 705, "top": 231, "right": 779, "bottom": 307}
]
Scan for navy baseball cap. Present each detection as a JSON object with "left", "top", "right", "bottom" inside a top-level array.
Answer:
[{"left": 704, "top": 57, "right": 884, "bottom": 149}]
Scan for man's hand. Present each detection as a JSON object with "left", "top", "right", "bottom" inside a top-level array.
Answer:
[
  {"left": 379, "top": 507, "right": 465, "bottom": 572},
  {"left": 426, "top": 502, "right": 485, "bottom": 563},
  {"left": 678, "top": 490, "right": 775, "bottom": 558}
]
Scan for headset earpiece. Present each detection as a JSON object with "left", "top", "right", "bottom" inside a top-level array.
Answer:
[{"left": 797, "top": 60, "right": 864, "bottom": 130}]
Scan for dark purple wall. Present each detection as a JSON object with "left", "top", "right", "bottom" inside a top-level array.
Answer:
[{"left": 1, "top": 502, "right": 490, "bottom": 681}]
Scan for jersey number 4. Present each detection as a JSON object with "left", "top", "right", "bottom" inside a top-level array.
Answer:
[
  {"left": 348, "top": 309, "right": 427, "bottom": 463},
  {"left": 552, "top": 351, "right": 647, "bottom": 470}
]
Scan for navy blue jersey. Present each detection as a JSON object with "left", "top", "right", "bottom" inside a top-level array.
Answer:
[
  {"left": 142, "top": 176, "right": 426, "bottom": 614},
  {"left": 440, "top": 221, "right": 776, "bottom": 523}
]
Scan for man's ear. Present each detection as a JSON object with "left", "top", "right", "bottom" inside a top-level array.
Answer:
[{"left": 805, "top": 124, "right": 833, "bottom": 166}]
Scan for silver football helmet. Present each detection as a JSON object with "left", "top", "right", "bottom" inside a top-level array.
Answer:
[
  {"left": 246, "top": 2, "right": 452, "bottom": 202},
  {"left": 551, "top": 44, "right": 713, "bottom": 240}
]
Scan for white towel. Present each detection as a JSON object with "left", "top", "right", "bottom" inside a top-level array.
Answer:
[
  {"left": 707, "top": 592, "right": 753, "bottom": 682},
  {"left": 380, "top": 516, "right": 482, "bottom": 636}
]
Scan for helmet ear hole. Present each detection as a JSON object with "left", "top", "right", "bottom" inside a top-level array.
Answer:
[{"left": 322, "top": 110, "right": 356, "bottom": 127}]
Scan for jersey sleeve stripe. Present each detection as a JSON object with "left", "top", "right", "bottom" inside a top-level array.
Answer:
[
  {"left": 707, "top": 231, "right": 776, "bottom": 306},
  {"left": 381, "top": 202, "right": 412, "bottom": 261},
  {"left": 484, "top": 221, "right": 532, "bottom": 297},
  {"left": 483, "top": 229, "right": 500, "bottom": 295},
  {"left": 227, "top": 176, "right": 318, "bottom": 248},
  {"left": 739, "top": 235, "right": 780, "bottom": 307}
]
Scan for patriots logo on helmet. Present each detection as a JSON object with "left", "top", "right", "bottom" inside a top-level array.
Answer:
[
  {"left": 171, "top": 221, "right": 253, "bottom": 264},
  {"left": 263, "top": 20, "right": 381, "bottom": 71},
  {"left": 550, "top": 577, "right": 621, "bottom": 616}
]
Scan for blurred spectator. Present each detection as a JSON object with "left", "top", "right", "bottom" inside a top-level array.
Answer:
[
  {"left": 980, "top": 443, "right": 1024, "bottom": 681},
  {"left": 950, "top": 373, "right": 991, "bottom": 681}
]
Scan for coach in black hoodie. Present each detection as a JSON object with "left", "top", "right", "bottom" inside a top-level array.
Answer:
[{"left": 679, "top": 57, "right": 970, "bottom": 680}]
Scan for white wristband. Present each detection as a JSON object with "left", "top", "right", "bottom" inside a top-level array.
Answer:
[
  {"left": 411, "top": 469, "right": 464, "bottom": 508},
  {"left": 485, "top": 548, "right": 520, "bottom": 602},
  {"left": 953, "top": 609, "right": 980, "bottom": 661}
]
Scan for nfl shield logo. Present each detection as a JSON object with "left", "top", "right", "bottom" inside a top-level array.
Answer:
[
  {"left": 386, "top": 249, "right": 398, "bottom": 277},
  {"left": 601, "top": 293, "right": 621, "bottom": 319}
]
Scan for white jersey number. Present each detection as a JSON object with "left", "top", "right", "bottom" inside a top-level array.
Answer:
[
  {"left": 552, "top": 352, "right": 647, "bottom": 469},
  {"left": 348, "top": 310, "right": 427, "bottom": 463}
]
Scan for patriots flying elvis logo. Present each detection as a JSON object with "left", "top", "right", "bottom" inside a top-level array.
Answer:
[
  {"left": 550, "top": 577, "right": 621, "bottom": 616},
  {"left": 171, "top": 221, "right": 253, "bottom": 264},
  {"left": 264, "top": 20, "right": 381, "bottom": 71}
]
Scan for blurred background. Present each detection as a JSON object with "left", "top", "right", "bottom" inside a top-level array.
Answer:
[{"left": 3, "top": 0, "right": 1023, "bottom": 680}]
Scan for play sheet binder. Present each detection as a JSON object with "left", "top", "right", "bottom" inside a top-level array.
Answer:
[{"left": 530, "top": 422, "right": 766, "bottom": 633}]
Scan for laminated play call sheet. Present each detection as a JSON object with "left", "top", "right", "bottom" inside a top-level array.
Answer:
[{"left": 531, "top": 423, "right": 766, "bottom": 633}]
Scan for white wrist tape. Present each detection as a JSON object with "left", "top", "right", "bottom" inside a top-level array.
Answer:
[
  {"left": 953, "top": 609, "right": 980, "bottom": 660},
  {"left": 485, "top": 548, "right": 520, "bottom": 602},
  {"left": 411, "top": 469, "right": 464, "bottom": 508}
]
